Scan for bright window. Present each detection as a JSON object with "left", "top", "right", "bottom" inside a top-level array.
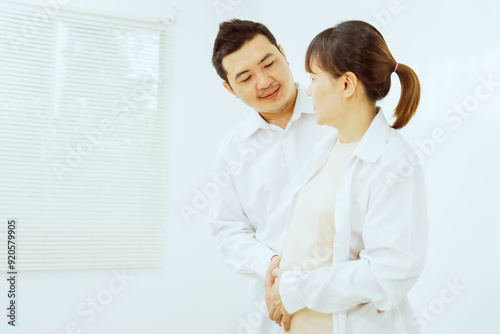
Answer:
[{"left": 0, "top": 2, "right": 172, "bottom": 270}]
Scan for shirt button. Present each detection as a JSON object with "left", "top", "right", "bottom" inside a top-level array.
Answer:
[
  {"left": 290, "top": 162, "right": 296, "bottom": 169},
  {"left": 283, "top": 132, "right": 288, "bottom": 138}
]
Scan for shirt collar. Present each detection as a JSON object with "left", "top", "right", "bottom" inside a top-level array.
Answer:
[
  {"left": 353, "top": 108, "right": 391, "bottom": 163},
  {"left": 240, "top": 83, "right": 313, "bottom": 139}
]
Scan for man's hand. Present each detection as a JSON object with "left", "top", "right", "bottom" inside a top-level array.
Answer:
[
  {"left": 265, "top": 255, "right": 281, "bottom": 313},
  {"left": 269, "top": 268, "right": 292, "bottom": 331}
]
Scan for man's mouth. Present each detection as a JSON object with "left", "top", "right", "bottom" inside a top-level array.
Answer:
[{"left": 260, "top": 86, "right": 280, "bottom": 100}]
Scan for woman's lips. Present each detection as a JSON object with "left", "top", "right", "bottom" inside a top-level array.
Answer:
[{"left": 261, "top": 87, "right": 280, "bottom": 100}]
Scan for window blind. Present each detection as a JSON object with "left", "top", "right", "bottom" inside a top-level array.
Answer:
[{"left": 0, "top": 2, "right": 172, "bottom": 270}]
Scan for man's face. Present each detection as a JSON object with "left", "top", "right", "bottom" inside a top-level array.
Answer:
[{"left": 221, "top": 34, "right": 296, "bottom": 114}]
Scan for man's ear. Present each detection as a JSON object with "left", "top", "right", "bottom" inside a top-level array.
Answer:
[
  {"left": 278, "top": 44, "right": 289, "bottom": 65},
  {"left": 343, "top": 71, "right": 358, "bottom": 98},
  {"left": 222, "top": 81, "right": 237, "bottom": 97}
]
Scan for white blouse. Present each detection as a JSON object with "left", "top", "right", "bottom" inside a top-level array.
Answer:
[
  {"left": 279, "top": 110, "right": 428, "bottom": 334},
  {"left": 279, "top": 138, "right": 359, "bottom": 334}
]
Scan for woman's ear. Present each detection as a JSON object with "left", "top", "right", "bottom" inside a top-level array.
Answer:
[{"left": 343, "top": 71, "right": 358, "bottom": 98}]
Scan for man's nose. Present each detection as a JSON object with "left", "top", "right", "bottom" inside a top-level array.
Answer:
[{"left": 256, "top": 73, "right": 273, "bottom": 90}]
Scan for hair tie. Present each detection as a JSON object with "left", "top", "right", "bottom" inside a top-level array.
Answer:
[{"left": 394, "top": 62, "right": 399, "bottom": 73}]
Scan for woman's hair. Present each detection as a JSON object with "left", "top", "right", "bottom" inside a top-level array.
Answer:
[{"left": 305, "top": 20, "right": 420, "bottom": 129}]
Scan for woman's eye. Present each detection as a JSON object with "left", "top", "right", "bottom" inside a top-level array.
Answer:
[
  {"left": 241, "top": 76, "right": 251, "bottom": 83},
  {"left": 265, "top": 61, "right": 274, "bottom": 68}
]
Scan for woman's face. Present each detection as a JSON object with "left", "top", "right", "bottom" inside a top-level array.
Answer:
[{"left": 306, "top": 62, "right": 345, "bottom": 127}]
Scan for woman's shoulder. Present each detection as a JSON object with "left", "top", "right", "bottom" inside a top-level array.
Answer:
[
  {"left": 374, "top": 128, "right": 425, "bottom": 185},
  {"left": 382, "top": 128, "right": 415, "bottom": 162}
]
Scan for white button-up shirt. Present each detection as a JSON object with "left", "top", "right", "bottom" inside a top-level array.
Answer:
[
  {"left": 279, "top": 110, "right": 429, "bottom": 334},
  {"left": 209, "top": 84, "right": 334, "bottom": 334}
]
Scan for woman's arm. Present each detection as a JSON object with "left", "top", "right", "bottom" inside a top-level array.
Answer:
[{"left": 277, "top": 166, "right": 428, "bottom": 314}]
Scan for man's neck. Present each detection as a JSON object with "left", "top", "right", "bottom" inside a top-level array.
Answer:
[{"left": 259, "top": 87, "right": 298, "bottom": 130}]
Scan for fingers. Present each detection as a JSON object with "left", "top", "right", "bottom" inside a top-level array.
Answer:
[
  {"left": 266, "top": 255, "right": 281, "bottom": 287},
  {"left": 282, "top": 312, "right": 292, "bottom": 331},
  {"left": 272, "top": 267, "right": 284, "bottom": 279},
  {"left": 265, "top": 272, "right": 276, "bottom": 289},
  {"left": 268, "top": 302, "right": 276, "bottom": 320},
  {"left": 270, "top": 255, "right": 281, "bottom": 269},
  {"left": 358, "top": 302, "right": 383, "bottom": 313},
  {"left": 265, "top": 293, "right": 271, "bottom": 310},
  {"left": 265, "top": 277, "right": 274, "bottom": 290},
  {"left": 271, "top": 307, "right": 282, "bottom": 325},
  {"left": 277, "top": 313, "right": 283, "bottom": 326}
]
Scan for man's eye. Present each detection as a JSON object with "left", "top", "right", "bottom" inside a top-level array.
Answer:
[
  {"left": 241, "top": 76, "right": 251, "bottom": 83},
  {"left": 265, "top": 61, "right": 274, "bottom": 68}
]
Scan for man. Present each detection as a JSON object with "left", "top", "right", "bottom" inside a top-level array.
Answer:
[{"left": 209, "top": 19, "right": 333, "bottom": 333}]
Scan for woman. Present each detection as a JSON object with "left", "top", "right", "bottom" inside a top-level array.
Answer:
[{"left": 268, "top": 20, "right": 428, "bottom": 334}]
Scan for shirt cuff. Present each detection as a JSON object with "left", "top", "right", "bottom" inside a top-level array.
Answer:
[
  {"left": 255, "top": 248, "right": 279, "bottom": 281},
  {"left": 279, "top": 270, "right": 309, "bottom": 314}
]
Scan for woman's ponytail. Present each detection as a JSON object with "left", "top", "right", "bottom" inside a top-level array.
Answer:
[{"left": 392, "top": 63, "right": 421, "bottom": 130}]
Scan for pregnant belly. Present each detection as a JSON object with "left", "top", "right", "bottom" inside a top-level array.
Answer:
[{"left": 281, "top": 307, "right": 333, "bottom": 334}]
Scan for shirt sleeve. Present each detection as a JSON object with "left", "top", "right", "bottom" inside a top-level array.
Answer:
[
  {"left": 279, "top": 165, "right": 428, "bottom": 314},
  {"left": 209, "top": 142, "right": 279, "bottom": 281}
]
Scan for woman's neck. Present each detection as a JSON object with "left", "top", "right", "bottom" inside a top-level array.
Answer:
[{"left": 336, "top": 103, "right": 378, "bottom": 144}]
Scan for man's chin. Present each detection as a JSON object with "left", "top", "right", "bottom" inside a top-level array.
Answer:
[{"left": 261, "top": 99, "right": 290, "bottom": 114}]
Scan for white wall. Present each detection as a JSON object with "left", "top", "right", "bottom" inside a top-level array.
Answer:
[{"left": 1, "top": 0, "right": 499, "bottom": 333}]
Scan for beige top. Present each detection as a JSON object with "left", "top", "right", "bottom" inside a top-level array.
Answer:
[{"left": 279, "top": 138, "right": 359, "bottom": 334}]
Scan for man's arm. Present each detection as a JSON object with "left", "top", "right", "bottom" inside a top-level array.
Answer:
[{"left": 209, "top": 145, "right": 279, "bottom": 281}]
